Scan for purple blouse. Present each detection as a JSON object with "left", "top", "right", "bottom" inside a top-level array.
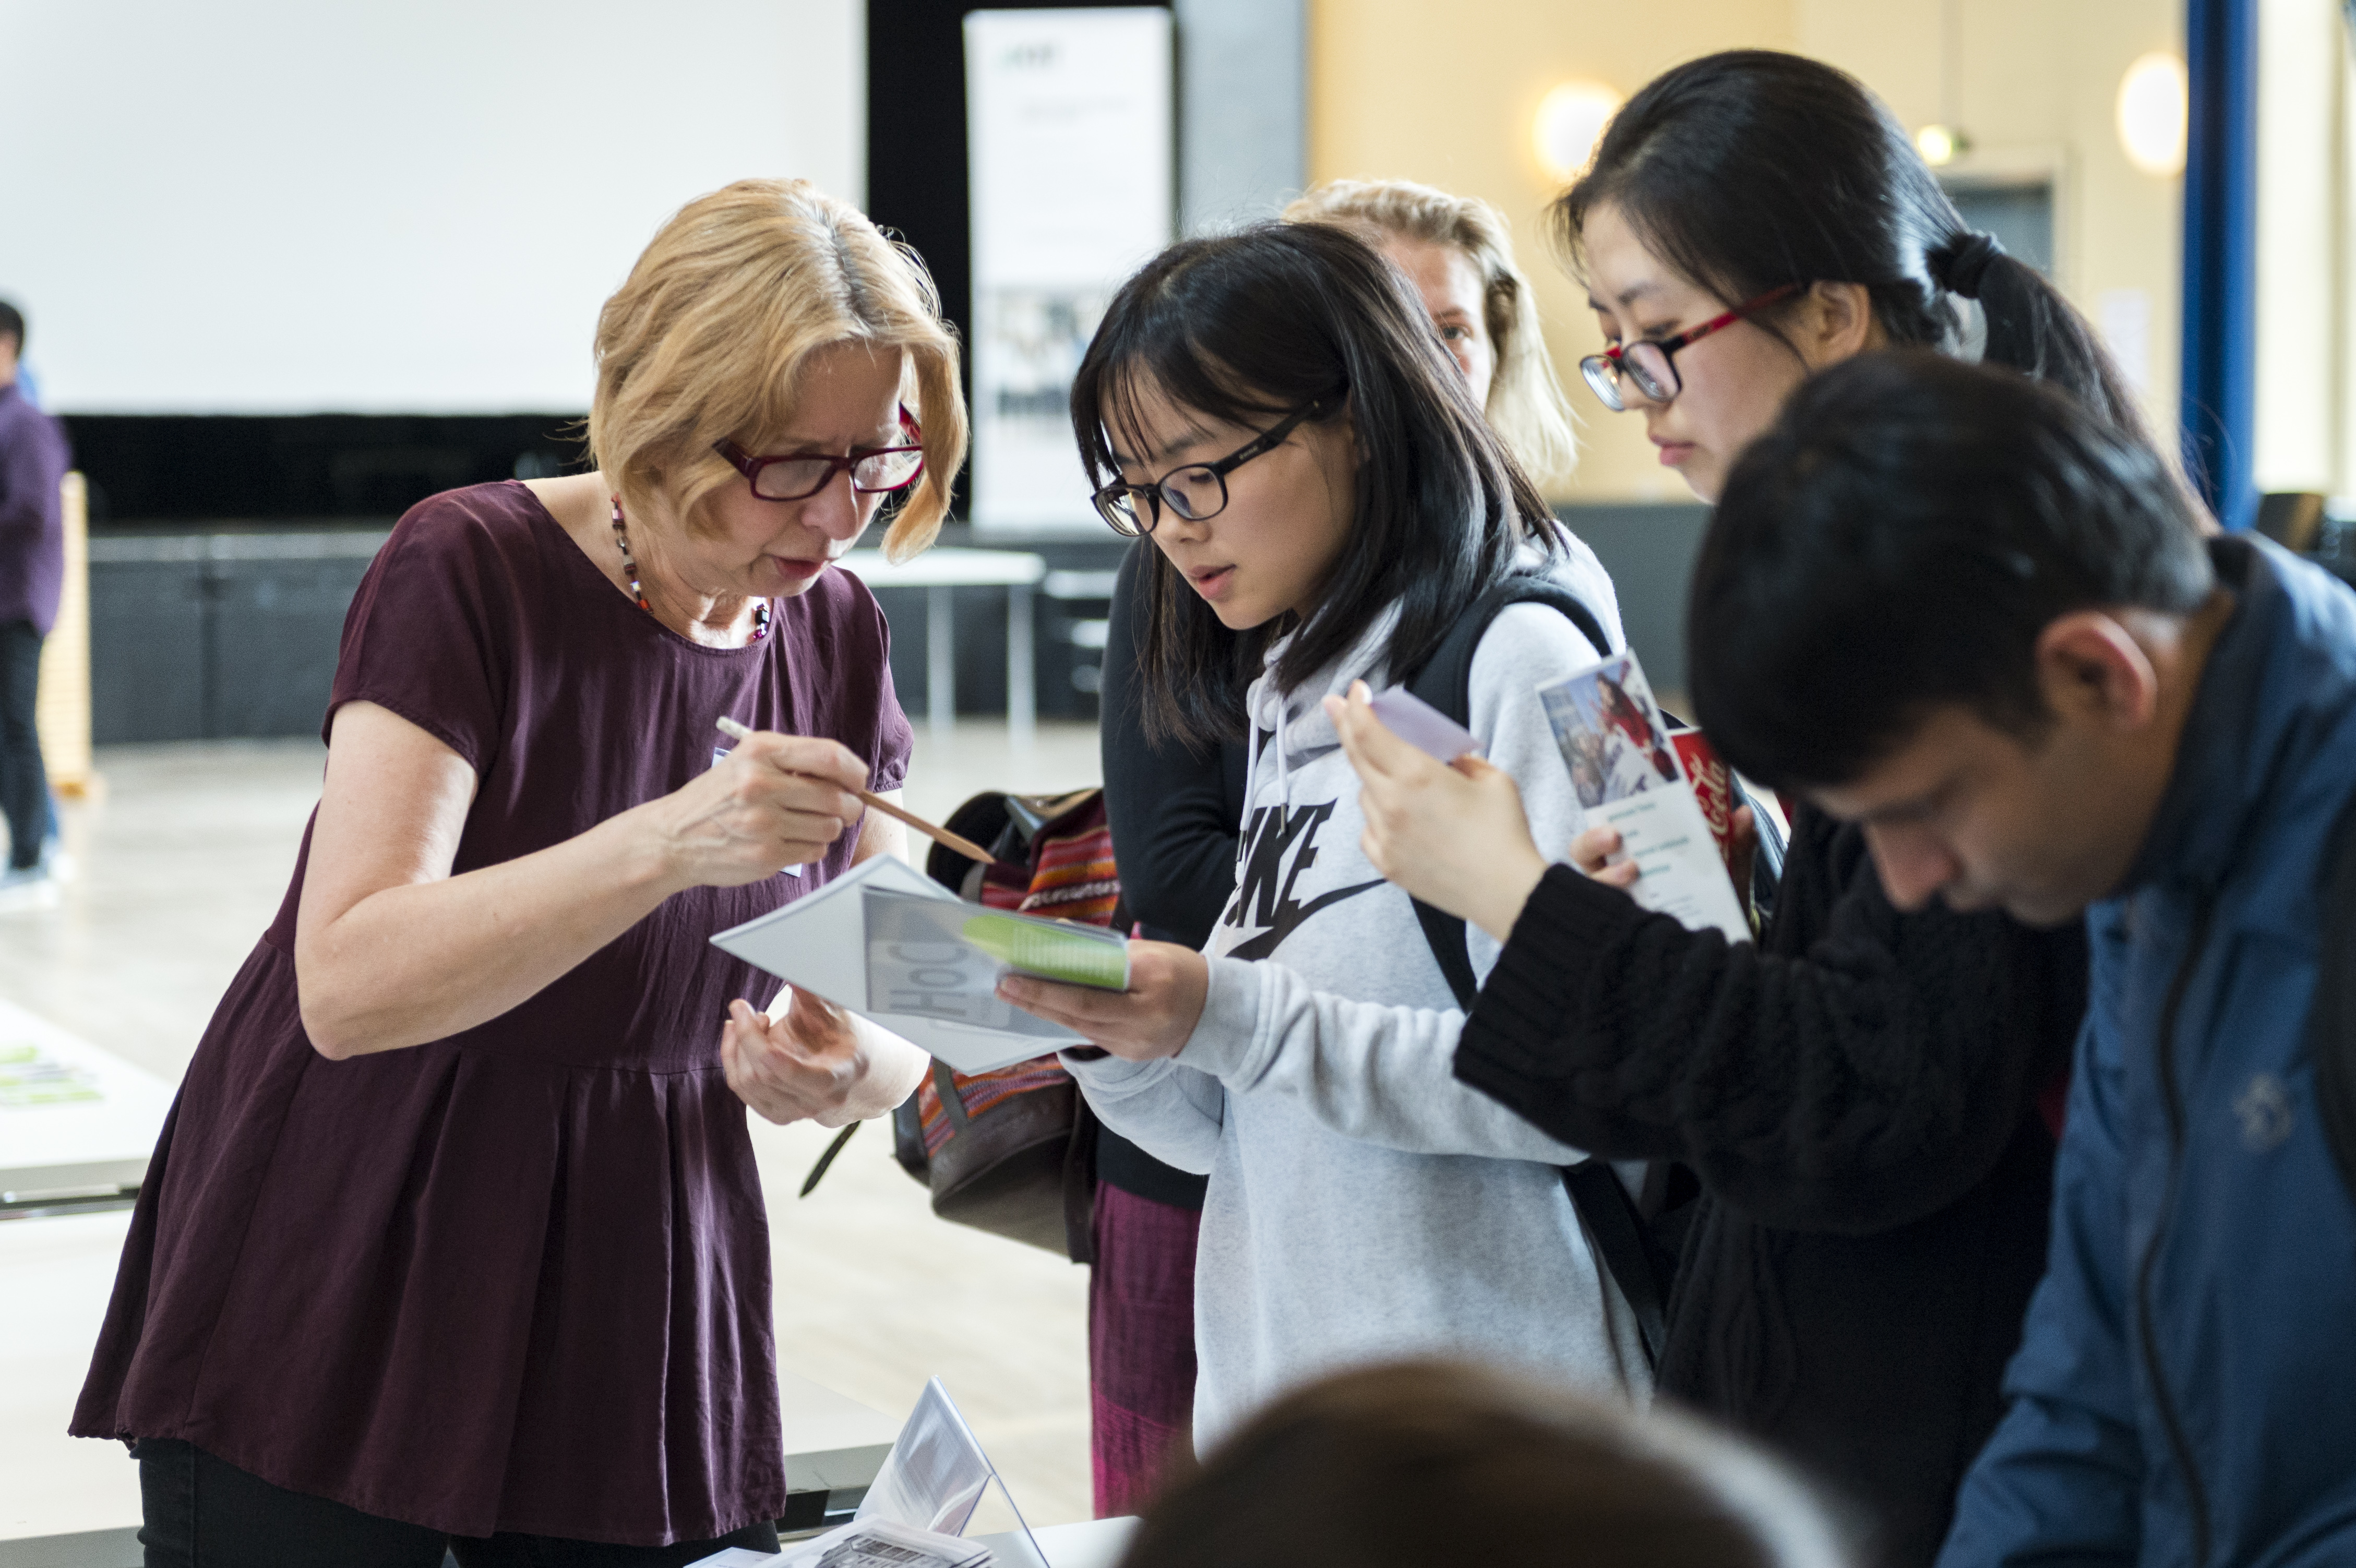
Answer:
[{"left": 71, "top": 481, "right": 913, "bottom": 1545}]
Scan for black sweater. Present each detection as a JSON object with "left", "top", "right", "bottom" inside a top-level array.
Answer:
[
  {"left": 1096, "top": 543, "right": 1246, "bottom": 1208},
  {"left": 1457, "top": 803, "right": 2085, "bottom": 1568}
]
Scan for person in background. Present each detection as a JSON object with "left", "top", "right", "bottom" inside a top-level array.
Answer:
[
  {"left": 1281, "top": 177, "right": 1581, "bottom": 491},
  {"left": 1682, "top": 352, "right": 2356, "bottom": 1568},
  {"left": 0, "top": 297, "right": 72, "bottom": 902},
  {"left": 1119, "top": 1359, "right": 1853, "bottom": 1568},
  {"left": 71, "top": 180, "right": 962, "bottom": 1566},
  {"left": 1013, "top": 222, "right": 1645, "bottom": 1453},
  {"left": 1314, "top": 50, "right": 2169, "bottom": 1566},
  {"left": 1086, "top": 176, "right": 1614, "bottom": 1517}
]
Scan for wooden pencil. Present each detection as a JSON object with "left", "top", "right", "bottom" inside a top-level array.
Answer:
[{"left": 714, "top": 716, "right": 1007, "bottom": 867}]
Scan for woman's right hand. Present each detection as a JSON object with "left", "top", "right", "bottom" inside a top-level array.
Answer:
[{"left": 640, "top": 729, "right": 871, "bottom": 890}]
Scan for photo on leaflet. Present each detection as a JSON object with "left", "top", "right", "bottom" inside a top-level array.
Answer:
[{"left": 1540, "top": 654, "right": 1683, "bottom": 810}]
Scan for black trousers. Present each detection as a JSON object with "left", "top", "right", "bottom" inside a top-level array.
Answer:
[
  {"left": 0, "top": 617, "right": 45, "bottom": 870},
  {"left": 133, "top": 1440, "right": 783, "bottom": 1568}
]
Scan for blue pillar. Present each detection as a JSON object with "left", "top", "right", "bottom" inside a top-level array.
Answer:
[{"left": 2180, "top": 0, "right": 2260, "bottom": 531}]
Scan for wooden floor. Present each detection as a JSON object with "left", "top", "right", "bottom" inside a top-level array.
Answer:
[{"left": 0, "top": 722, "right": 1108, "bottom": 1530}]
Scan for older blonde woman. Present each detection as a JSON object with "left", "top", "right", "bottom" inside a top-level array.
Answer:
[{"left": 71, "top": 179, "right": 963, "bottom": 1567}]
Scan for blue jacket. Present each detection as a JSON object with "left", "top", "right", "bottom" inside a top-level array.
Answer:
[{"left": 1940, "top": 536, "right": 2356, "bottom": 1567}]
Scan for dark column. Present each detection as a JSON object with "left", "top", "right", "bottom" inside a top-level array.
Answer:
[{"left": 2181, "top": 0, "right": 2259, "bottom": 531}]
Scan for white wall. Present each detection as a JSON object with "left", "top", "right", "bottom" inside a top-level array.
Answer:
[
  {"left": 0, "top": 0, "right": 863, "bottom": 414},
  {"left": 2252, "top": 0, "right": 2349, "bottom": 495}
]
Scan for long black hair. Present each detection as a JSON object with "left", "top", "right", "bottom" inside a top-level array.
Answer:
[
  {"left": 1691, "top": 351, "right": 2214, "bottom": 790},
  {"left": 1558, "top": 50, "right": 2154, "bottom": 451},
  {"left": 1070, "top": 222, "right": 1562, "bottom": 748}
]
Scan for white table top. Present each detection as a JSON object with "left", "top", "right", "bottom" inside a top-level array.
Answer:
[
  {"left": 838, "top": 548, "right": 1046, "bottom": 589},
  {"left": 0, "top": 998, "right": 173, "bottom": 1178},
  {"left": 974, "top": 1516, "right": 1139, "bottom": 1568}
]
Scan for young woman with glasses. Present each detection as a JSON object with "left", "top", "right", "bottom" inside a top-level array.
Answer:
[
  {"left": 1081, "top": 178, "right": 1622, "bottom": 1517},
  {"left": 1317, "top": 50, "right": 2175, "bottom": 1567},
  {"left": 1003, "top": 221, "right": 1649, "bottom": 1454},
  {"left": 71, "top": 179, "right": 963, "bottom": 1566}
]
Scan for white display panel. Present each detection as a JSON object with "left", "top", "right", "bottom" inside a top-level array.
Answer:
[
  {"left": 965, "top": 8, "right": 1172, "bottom": 535},
  {"left": 0, "top": 0, "right": 862, "bottom": 414}
]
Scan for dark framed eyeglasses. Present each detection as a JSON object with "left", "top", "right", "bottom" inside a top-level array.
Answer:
[
  {"left": 1580, "top": 284, "right": 1805, "bottom": 412},
  {"left": 713, "top": 409, "right": 926, "bottom": 502},
  {"left": 1092, "top": 393, "right": 1341, "bottom": 538}
]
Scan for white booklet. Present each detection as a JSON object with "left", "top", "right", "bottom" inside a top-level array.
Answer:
[
  {"left": 709, "top": 856, "right": 1131, "bottom": 1076},
  {"left": 692, "top": 1378, "right": 1042, "bottom": 1568},
  {"left": 696, "top": 1519, "right": 990, "bottom": 1568},
  {"left": 1537, "top": 650, "right": 1752, "bottom": 943}
]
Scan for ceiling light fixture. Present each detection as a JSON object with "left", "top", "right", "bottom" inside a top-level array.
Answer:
[
  {"left": 1534, "top": 81, "right": 1623, "bottom": 183},
  {"left": 2116, "top": 51, "right": 2189, "bottom": 177}
]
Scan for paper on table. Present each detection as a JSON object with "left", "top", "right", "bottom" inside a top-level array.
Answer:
[
  {"left": 0, "top": 997, "right": 175, "bottom": 1173},
  {"left": 857, "top": 1378, "right": 997, "bottom": 1536},
  {"left": 1538, "top": 651, "right": 1751, "bottom": 943},
  {"left": 691, "top": 1518, "right": 991, "bottom": 1568},
  {"left": 710, "top": 856, "right": 1119, "bottom": 1075}
]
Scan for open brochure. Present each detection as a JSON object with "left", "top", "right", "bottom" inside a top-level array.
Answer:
[
  {"left": 696, "top": 1519, "right": 989, "bottom": 1568},
  {"left": 692, "top": 1379, "right": 1042, "bottom": 1568},
  {"left": 710, "top": 856, "right": 1131, "bottom": 1076},
  {"left": 1537, "top": 650, "right": 1752, "bottom": 943}
]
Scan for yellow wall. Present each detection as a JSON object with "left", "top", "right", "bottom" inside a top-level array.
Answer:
[
  {"left": 1801, "top": 0, "right": 2185, "bottom": 460},
  {"left": 1309, "top": 0, "right": 2186, "bottom": 501}
]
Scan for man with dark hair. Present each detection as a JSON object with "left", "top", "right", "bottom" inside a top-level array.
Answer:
[
  {"left": 0, "top": 297, "right": 71, "bottom": 895},
  {"left": 1690, "top": 351, "right": 2356, "bottom": 1568}
]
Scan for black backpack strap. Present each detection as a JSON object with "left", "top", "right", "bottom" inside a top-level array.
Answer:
[
  {"left": 1401, "top": 573, "right": 1610, "bottom": 1010},
  {"left": 1398, "top": 574, "right": 1668, "bottom": 1371},
  {"left": 2312, "top": 791, "right": 2356, "bottom": 1203},
  {"left": 1562, "top": 1161, "right": 1669, "bottom": 1371}
]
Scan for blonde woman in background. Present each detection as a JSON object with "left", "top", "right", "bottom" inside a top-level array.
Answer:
[
  {"left": 1086, "top": 176, "right": 1613, "bottom": 1518},
  {"left": 1283, "top": 178, "right": 1579, "bottom": 489},
  {"left": 73, "top": 179, "right": 961, "bottom": 1567}
]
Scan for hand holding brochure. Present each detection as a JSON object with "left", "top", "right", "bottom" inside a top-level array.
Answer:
[
  {"left": 1537, "top": 651, "right": 1751, "bottom": 943},
  {"left": 710, "top": 856, "right": 1131, "bottom": 1075}
]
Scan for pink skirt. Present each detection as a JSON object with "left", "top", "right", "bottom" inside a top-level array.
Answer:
[{"left": 1088, "top": 1183, "right": 1201, "bottom": 1517}]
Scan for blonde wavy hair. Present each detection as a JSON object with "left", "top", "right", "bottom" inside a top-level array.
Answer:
[
  {"left": 588, "top": 178, "right": 967, "bottom": 562},
  {"left": 1284, "top": 178, "right": 1578, "bottom": 487}
]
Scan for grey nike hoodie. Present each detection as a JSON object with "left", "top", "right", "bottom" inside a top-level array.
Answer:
[{"left": 1065, "top": 547, "right": 1653, "bottom": 1449}]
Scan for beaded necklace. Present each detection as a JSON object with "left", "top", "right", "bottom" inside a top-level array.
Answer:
[{"left": 611, "top": 495, "right": 771, "bottom": 644}]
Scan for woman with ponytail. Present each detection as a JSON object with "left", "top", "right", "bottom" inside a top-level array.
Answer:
[
  {"left": 1301, "top": 51, "right": 2157, "bottom": 1568},
  {"left": 1558, "top": 50, "right": 2160, "bottom": 499}
]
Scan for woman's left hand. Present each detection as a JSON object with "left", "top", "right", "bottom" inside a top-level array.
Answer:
[
  {"left": 998, "top": 941, "right": 1210, "bottom": 1062},
  {"left": 722, "top": 987, "right": 926, "bottom": 1127}
]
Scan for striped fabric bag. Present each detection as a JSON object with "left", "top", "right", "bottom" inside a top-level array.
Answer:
[{"left": 888, "top": 789, "right": 1121, "bottom": 1258}]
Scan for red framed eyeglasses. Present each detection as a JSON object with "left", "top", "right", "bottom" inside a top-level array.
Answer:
[{"left": 1580, "top": 284, "right": 1804, "bottom": 411}]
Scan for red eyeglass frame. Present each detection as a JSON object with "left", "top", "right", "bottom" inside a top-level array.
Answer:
[{"left": 1582, "top": 283, "right": 1805, "bottom": 410}]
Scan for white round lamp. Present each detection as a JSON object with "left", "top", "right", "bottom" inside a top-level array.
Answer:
[
  {"left": 2116, "top": 52, "right": 2189, "bottom": 177},
  {"left": 1534, "top": 81, "right": 1624, "bottom": 183}
]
